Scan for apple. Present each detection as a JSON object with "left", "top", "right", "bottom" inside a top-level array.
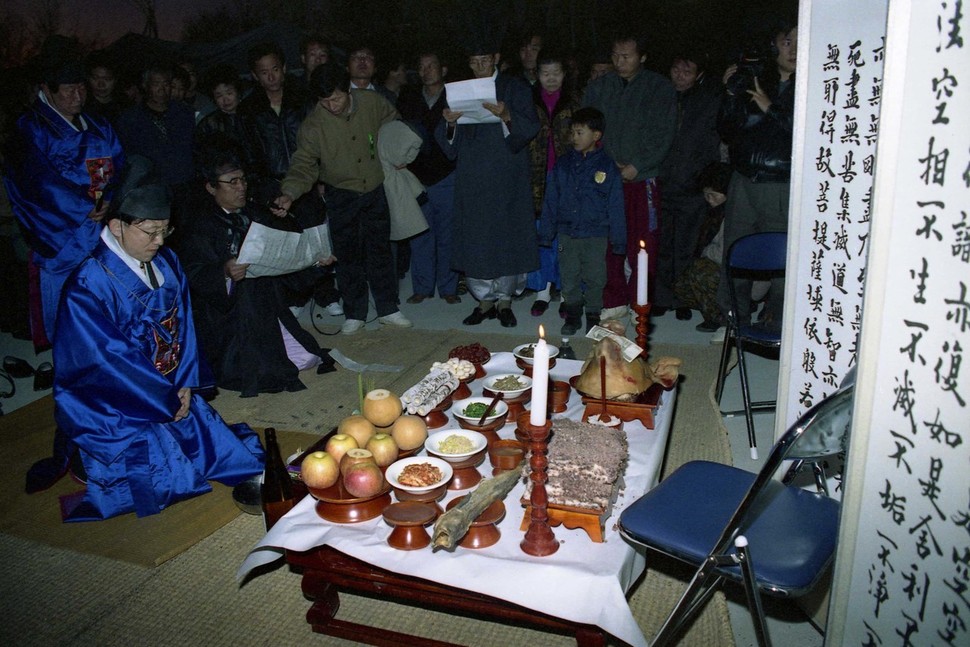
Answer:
[
  {"left": 366, "top": 433, "right": 399, "bottom": 467},
  {"left": 340, "top": 448, "right": 376, "bottom": 476},
  {"left": 300, "top": 451, "right": 339, "bottom": 489},
  {"left": 338, "top": 415, "right": 376, "bottom": 448},
  {"left": 324, "top": 433, "right": 358, "bottom": 466},
  {"left": 342, "top": 461, "right": 385, "bottom": 498}
]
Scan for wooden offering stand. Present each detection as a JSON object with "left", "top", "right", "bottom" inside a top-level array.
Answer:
[
  {"left": 445, "top": 496, "right": 505, "bottom": 549},
  {"left": 516, "top": 357, "right": 557, "bottom": 377},
  {"left": 570, "top": 378, "right": 664, "bottom": 429},
  {"left": 453, "top": 375, "right": 474, "bottom": 400},
  {"left": 392, "top": 482, "right": 448, "bottom": 518},
  {"left": 521, "top": 485, "right": 618, "bottom": 544},
  {"left": 308, "top": 480, "right": 392, "bottom": 524},
  {"left": 550, "top": 380, "right": 570, "bottom": 413},
  {"left": 516, "top": 412, "right": 559, "bottom": 557},
  {"left": 422, "top": 392, "right": 454, "bottom": 430},
  {"left": 456, "top": 409, "right": 508, "bottom": 446},
  {"left": 383, "top": 501, "right": 437, "bottom": 550},
  {"left": 447, "top": 448, "right": 487, "bottom": 491}
]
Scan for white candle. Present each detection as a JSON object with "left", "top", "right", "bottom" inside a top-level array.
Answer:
[
  {"left": 529, "top": 326, "right": 550, "bottom": 425},
  {"left": 636, "top": 240, "right": 649, "bottom": 305}
]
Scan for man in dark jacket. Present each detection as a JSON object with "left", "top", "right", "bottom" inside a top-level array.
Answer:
[
  {"left": 656, "top": 50, "right": 724, "bottom": 320},
  {"left": 397, "top": 50, "right": 460, "bottom": 305},
  {"left": 583, "top": 33, "right": 678, "bottom": 320},
  {"left": 716, "top": 14, "right": 798, "bottom": 329},
  {"left": 115, "top": 63, "right": 195, "bottom": 190},
  {"left": 239, "top": 42, "right": 308, "bottom": 193},
  {"left": 177, "top": 150, "right": 335, "bottom": 397}
]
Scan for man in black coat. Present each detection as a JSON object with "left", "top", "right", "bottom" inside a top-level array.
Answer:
[
  {"left": 656, "top": 50, "right": 724, "bottom": 320},
  {"left": 177, "top": 150, "right": 335, "bottom": 398}
]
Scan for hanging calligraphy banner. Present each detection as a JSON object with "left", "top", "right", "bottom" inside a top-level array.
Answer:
[
  {"left": 828, "top": 0, "right": 970, "bottom": 644},
  {"left": 779, "top": 0, "right": 888, "bottom": 434}
]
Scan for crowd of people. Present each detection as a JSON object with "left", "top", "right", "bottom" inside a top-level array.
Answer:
[{"left": 0, "top": 11, "right": 798, "bottom": 520}]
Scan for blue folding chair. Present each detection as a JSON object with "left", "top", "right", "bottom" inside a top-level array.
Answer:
[
  {"left": 618, "top": 381, "right": 853, "bottom": 647},
  {"left": 715, "top": 232, "right": 787, "bottom": 460}
]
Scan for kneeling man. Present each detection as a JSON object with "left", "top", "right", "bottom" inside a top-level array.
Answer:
[{"left": 54, "top": 183, "right": 265, "bottom": 521}]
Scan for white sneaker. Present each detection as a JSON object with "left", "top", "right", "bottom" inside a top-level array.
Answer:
[
  {"left": 600, "top": 305, "right": 629, "bottom": 321},
  {"left": 710, "top": 326, "right": 727, "bottom": 345},
  {"left": 378, "top": 311, "right": 413, "bottom": 328},
  {"left": 341, "top": 319, "right": 366, "bottom": 335},
  {"left": 325, "top": 301, "right": 344, "bottom": 316}
]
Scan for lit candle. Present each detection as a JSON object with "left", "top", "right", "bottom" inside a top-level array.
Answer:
[
  {"left": 636, "top": 240, "right": 649, "bottom": 305},
  {"left": 530, "top": 325, "right": 550, "bottom": 425}
]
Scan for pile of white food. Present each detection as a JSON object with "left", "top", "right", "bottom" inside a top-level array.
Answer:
[
  {"left": 401, "top": 369, "right": 459, "bottom": 416},
  {"left": 431, "top": 357, "right": 476, "bottom": 380}
]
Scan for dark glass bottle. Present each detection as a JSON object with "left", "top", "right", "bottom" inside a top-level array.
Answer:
[
  {"left": 559, "top": 337, "right": 577, "bottom": 360},
  {"left": 261, "top": 428, "right": 295, "bottom": 531}
]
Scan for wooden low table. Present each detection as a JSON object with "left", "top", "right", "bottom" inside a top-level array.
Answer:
[
  {"left": 286, "top": 544, "right": 609, "bottom": 646},
  {"left": 241, "top": 353, "right": 679, "bottom": 647}
]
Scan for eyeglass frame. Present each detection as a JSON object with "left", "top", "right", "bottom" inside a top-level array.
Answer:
[
  {"left": 216, "top": 175, "right": 248, "bottom": 187},
  {"left": 127, "top": 222, "right": 175, "bottom": 241}
]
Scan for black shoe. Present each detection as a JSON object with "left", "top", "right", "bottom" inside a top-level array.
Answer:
[
  {"left": 3, "top": 355, "right": 35, "bottom": 379},
  {"left": 675, "top": 307, "right": 693, "bottom": 321},
  {"left": 695, "top": 319, "right": 721, "bottom": 333},
  {"left": 33, "top": 361, "right": 53, "bottom": 391},
  {"left": 463, "top": 307, "right": 496, "bottom": 325},
  {"left": 585, "top": 312, "right": 601, "bottom": 333},
  {"left": 497, "top": 308, "right": 517, "bottom": 328},
  {"left": 652, "top": 305, "right": 670, "bottom": 317}
]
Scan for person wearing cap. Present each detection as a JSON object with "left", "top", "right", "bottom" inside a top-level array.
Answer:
[
  {"left": 3, "top": 49, "right": 125, "bottom": 349},
  {"left": 437, "top": 42, "right": 540, "bottom": 328},
  {"left": 50, "top": 182, "right": 265, "bottom": 521},
  {"left": 177, "top": 148, "right": 336, "bottom": 397}
]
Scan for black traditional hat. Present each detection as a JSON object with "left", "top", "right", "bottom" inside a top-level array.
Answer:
[
  {"left": 37, "top": 35, "right": 85, "bottom": 87},
  {"left": 111, "top": 155, "right": 170, "bottom": 221},
  {"left": 457, "top": 0, "right": 508, "bottom": 56}
]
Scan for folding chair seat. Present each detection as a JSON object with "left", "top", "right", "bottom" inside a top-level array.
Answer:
[{"left": 618, "top": 381, "right": 854, "bottom": 647}]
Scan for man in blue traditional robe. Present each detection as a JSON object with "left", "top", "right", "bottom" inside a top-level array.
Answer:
[
  {"left": 3, "top": 52, "right": 125, "bottom": 347},
  {"left": 53, "top": 183, "right": 265, "bottom": 521}
]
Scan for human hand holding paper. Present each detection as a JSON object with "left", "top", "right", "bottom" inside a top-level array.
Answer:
[{"left": 445, "top": 78, "right": 501, "bottom": 125}]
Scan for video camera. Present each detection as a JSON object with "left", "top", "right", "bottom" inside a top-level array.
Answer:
[{"left": 727, "top": 46, "right": 767, "bottom": 96}]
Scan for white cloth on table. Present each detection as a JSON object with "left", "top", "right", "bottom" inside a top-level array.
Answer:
[{"left": 237, "top": 353, "right": 676, "bottom": 647}]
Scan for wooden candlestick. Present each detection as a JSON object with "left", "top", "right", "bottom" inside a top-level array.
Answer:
[
  {"left": 632, "top": 303, "right": 652, "bottom": 359},
  {"left": 516, "top": 412, "right": 559, "bottom": 556}
]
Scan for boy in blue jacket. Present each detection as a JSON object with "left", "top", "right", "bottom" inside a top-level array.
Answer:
[{"left": 538, "top": 107, "right": 626, "bottom": 335}]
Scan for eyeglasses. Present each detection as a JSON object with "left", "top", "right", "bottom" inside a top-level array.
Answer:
[
  {"left": 217, "top": 176, "right": 248, "bottom": 187},
  {"left": 469, "top": 56, "right": 494, "bottom": 67},
  {"left": 129, "top": 223, "right": 175, "bottom": 241},
  {"left": 349, "top": 53, "right": 374, "bottom": 62}
]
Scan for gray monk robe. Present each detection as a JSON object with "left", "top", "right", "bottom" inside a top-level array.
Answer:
[{"left": 436, "top": 72, "right": 540, "bottom": 279}]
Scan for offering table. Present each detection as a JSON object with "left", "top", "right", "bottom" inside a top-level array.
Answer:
[{"left": 238, "top": 353, "right": 677, "bottom": 647}]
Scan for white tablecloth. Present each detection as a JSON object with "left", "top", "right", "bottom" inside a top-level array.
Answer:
[{"left": 238, "top": 352, "right": 676, "bottom": 647}]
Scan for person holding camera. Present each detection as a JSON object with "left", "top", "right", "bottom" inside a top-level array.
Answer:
[{"left": 715, "top": 13, "right": 798, "bottom": 334}]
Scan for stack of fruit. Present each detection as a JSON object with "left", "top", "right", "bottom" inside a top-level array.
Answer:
[{"left": 300, "top": 389, "right": 430, "bottom": 498}]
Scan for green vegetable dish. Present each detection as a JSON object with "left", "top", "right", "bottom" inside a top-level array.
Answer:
[{"left": 462, "top": 402, "right": 489, "bottom": 418}]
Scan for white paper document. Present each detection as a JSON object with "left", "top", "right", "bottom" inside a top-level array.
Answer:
[
  {"left": 236, "top": 222, "right": 332, "bottom": 278},
  {"left": 444, "top": 78, "right": 501, "bottom": 125}
]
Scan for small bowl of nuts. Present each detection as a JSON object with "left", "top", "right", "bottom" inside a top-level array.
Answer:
[{"left": 425, "top": 429, "right": 489, "bottom": 462}]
